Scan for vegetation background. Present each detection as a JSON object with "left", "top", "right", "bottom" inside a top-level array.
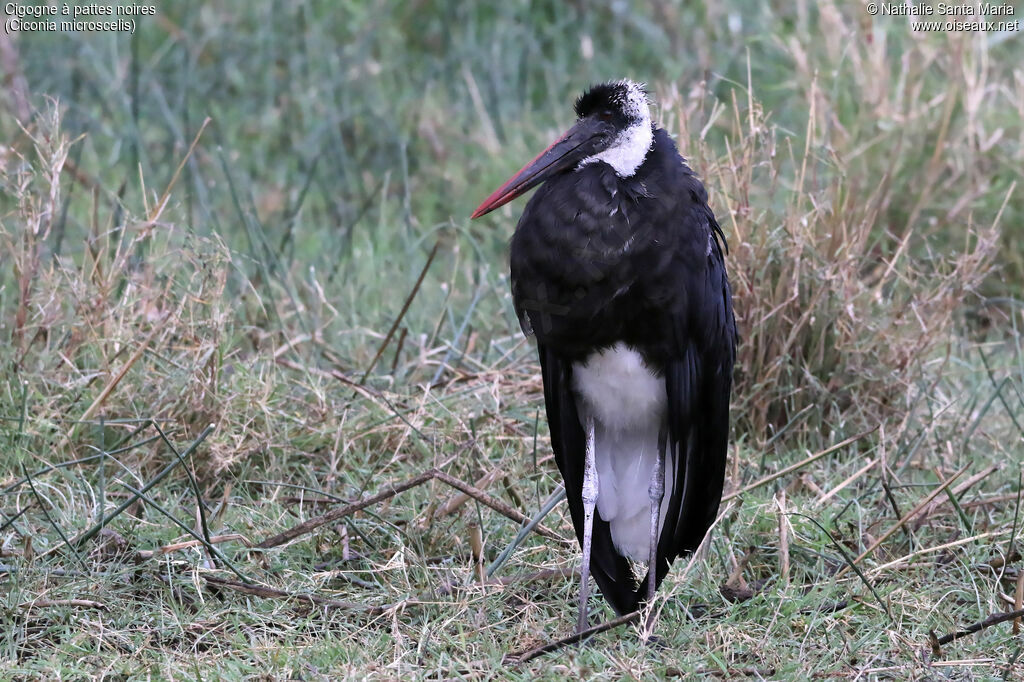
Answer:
[{"left": 1, "top": 0, "right": 1023, "bottom": 678}]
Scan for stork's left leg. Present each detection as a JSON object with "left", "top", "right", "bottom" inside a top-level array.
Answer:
[
  {"left": 646, "top": 426, "right": 667, "bottom": 603},
  {"left": 576, "top": 415, "right": 598, "bottom": 635}
]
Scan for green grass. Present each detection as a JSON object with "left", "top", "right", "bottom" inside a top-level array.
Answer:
[{"left": 2, "top": 1, "right": 1024, "bottom": 679}]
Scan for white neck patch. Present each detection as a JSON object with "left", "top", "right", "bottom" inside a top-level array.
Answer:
[{"left": 577, "top": 81, "right": 653, "bottom": 178}]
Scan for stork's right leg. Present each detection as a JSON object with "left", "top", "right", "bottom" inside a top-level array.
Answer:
[
  {"left": 646, "top": 426, "right": 667, "bottom": 603},
  {"left": 576, "top": 415, "right": 598, "bottom": 635}
]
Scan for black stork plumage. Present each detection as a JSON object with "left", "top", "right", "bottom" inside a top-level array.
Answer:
[{"left": 471, "top": 80, "right": 736, "bottom": 633}]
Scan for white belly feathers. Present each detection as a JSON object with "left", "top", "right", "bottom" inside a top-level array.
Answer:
[{"left": 571, "top": 342, "right": 673, "bottom": 561}]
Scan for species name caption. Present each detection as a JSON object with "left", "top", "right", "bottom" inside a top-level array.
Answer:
[
  {"left": 4, "top": 3, "right": 156, "bottom": 34},
  {"left": 864, "top": 2, "right": 1020, "bottom": 32}
]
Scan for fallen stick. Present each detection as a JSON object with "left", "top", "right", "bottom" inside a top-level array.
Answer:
[
  {"left": 203, "top": 575, "right": 414, "bottom": 615},
  {"left": 432, "top": 470, "right": 570, "bottom": 545},
  {"left": 255, "top": 470, "right": 435, "bottom": 549},
  {"left": 962, "top": 492, "right": 1024, "bottom": 510},
  {"left": 950, "top": 465, "right": 999, "bottom": 498},
  {"left": 929, "top": 606, "right": 1024, "bottom": 655},
  {"left": 504, "top": 611, "right": 641, "bottom": 664},
  {"left": 255, "top": 468, "right": 567, "bottom": 550}
]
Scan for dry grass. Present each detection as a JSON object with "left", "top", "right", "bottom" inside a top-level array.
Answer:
[{"left": 665, "top": 42, "right": 1011, "bottom": 441}]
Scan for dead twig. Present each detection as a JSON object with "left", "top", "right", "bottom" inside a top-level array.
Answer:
[
  {"left": 950, "top": 465, "right": 1000, "bottom": 498},
  {"left": 504, "top": 611, "right": 642, "bottom": 664},
  {"left": 868, "top": 530, "right": 1006, "bottom": 575},
  {"left": 255, "top": 468, "right": 567, "bottom": 550},
  {"left": 255, "top": 470, "right": 435, "bottom": 549},
  {"left": 678, "top": 667, "right": 777, "bottom": 678},
  {"left": 962, "top": 493, "right": 1024, "bottom": 510},
  {"left": 19, "top": 599, "right": 107, "bottom": 611},
  {"left": 915, "top": 464, "right": 999, "bottom": 524},
  {"left": 203, "top": 575, "right": 414, "bottom": 614},
  {"left": 431, "top": 466, "right": 503, "bottom": 521},
  {"left": 800, "top": 600, "right": 849, "bottom": 615},
  {"left": 486, "top": 566, "right": 579, "bottom": 587},
  {"left": 1014, "top": 571, "right": 1024, "bottom": 635},
  {"left": 929, "top": 606, "right": 1024, "bottom": 656},
  {"left": 135, "top": 534, "right": 251, "bottom": 560},
  {"left": 275, "top": 356, "right": 382, "bottom": 403},
  {"left": 431, "top": 469, "right": 568, "bottom": 544},
  {"left": 359, "top": 240, "right": 440, "bottom": 384}
]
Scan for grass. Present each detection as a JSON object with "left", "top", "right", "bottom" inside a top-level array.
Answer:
[{"left": 2, "top": 0, "right": 1024, "bottom": 679}]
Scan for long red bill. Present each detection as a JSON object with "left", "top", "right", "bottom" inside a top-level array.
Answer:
[{"left": 470, "top": 119, "right": 601, "bottom": 219}]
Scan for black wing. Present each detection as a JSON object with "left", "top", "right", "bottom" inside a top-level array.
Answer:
[{"left": 637, "top": 201, "right": 736, "bottom": 601}]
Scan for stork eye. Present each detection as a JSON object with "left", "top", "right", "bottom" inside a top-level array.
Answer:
[{"left": 598, "top": 110, "right": 613, "bottom": 121}]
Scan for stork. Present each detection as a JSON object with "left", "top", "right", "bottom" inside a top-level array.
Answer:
[{"left": 471, "top": 80, "right": 736, "bottom": 633}]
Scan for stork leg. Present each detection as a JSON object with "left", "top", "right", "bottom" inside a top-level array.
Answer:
[
  {"left": 577, "top": 414, "right": 598, "bottom": 635},
  {"left": 646, "top": 426, "right": 667, "bottom": 603}
]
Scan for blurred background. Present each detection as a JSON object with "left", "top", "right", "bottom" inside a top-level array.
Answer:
[{"left": 2, "top": 1, "right": 1024, "bottom": 677}]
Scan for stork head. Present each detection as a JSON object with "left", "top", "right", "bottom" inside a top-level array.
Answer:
[{"left": 471, "top": 80, "right": 653, "bottom": 219}]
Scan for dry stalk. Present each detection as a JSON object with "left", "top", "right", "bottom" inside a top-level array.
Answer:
[
  {"left": 814, "top": 458, "right": 875, "bottom": 508},
  {"left": 724, "top": 427, "right": 877, "bottom": 502},
  {"left": 135, "top": 534, "right": 251, "bottom": 560},
  {"left": 777, "top": 491, "right": 790, "bottom": 586},
  {"left": 837, "top": 464, "right": 969, "bottom": 578},
  {"left": 468, "top": 521, "right": 485, "bottom": 584},
  {"left": 203, "top": 575, "right": 411, "bottom": 615},
  {"left": 1015, "top": 571, "right": 1024, "bottom": 635},
  {"left": 504, "top": 611, "right": 642, "bottom": 664},
  {"left": 930, "top": 606, "right": 1024, "bottom": 655},
  {"left": 19, "top": 599, "right": 106, "bottom": 611},
  {"left": 255, "top": 468, "right": 567, "bottom": 550}
]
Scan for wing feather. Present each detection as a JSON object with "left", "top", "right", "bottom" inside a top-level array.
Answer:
[{"left": 634, "top": 209, "right": 736, "bottom": 601}]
